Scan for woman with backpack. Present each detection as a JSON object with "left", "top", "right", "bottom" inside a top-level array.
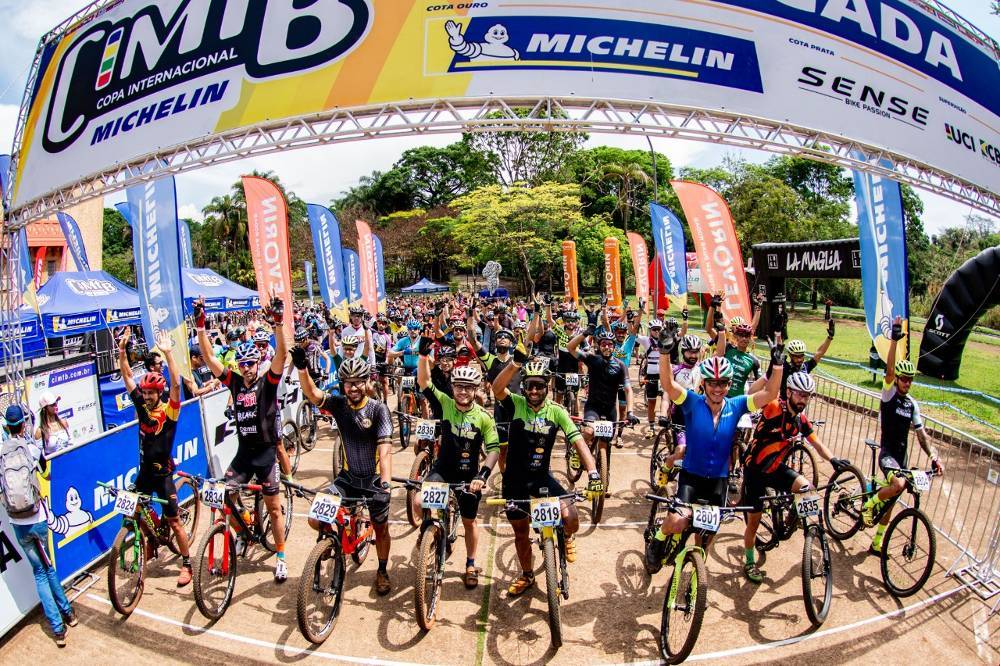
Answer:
[
  {"left": 1, "top": 404, "right": 77, "bottom": 646},
  {"left": 33, "top": 391, "right": 72, "bottom": 456}
]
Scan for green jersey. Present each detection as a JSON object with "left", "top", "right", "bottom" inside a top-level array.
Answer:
[
  {"left": 422, "top": 385, "right": 499, "bottom": 480},
  {"left": 724, "top": 347, "right": 761, "bottom": 397},
  {"left": 502, "top": 393, "right": 582, "bottom": 477}
]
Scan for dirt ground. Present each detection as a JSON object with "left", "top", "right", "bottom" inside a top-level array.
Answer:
[{"left": 2, "top": 388, "right": 998, "bottom": 665}]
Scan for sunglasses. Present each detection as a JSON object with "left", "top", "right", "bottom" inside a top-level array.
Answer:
[
  {"left": 524, "top": 381, "right": 548, "bottom": 391},
  {"left": 704, "top": 379, "right": 731, "bottom": 389},
  {"left": 238, "top": 361, "right": 257, "bottom": 369}
]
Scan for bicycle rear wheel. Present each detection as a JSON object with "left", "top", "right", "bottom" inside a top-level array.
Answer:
[
  {"left": 108, "top": 523, "right": 145, "bottom": 616},
  {"left": 297, "top": 537, "right": 345, "bottom": 643},
  {"left": 166, "top": 475, "right": 201, "bottom": 556},
  {"left": 823, "top": 465, "right": 866, "bottom": 540},
  {"left": 398, "top": 395, "right": 414, "bottom": 450},
  {"left": 415, "top": 523, "right": 444, "bottom": 631},
  {"left": 406, "top": 450, "right": 432, "bottom": 528},
  {"left": 260, "top": 485, "right": 294, "bottom": 553},
  {"left": 543, "top": 536, "right": 562, "bottom": 648},
  {"left": 351, "top": 509, "right": 373, "bottom": 565},
  {"left": 297, "top": 401, "right": 317, "bottom": 452},
  {"left": 329, "top": 426, "right": 343, "bottom": 477},
  {"left": 281, "top": 420, "right": 302, "bottom": 475},
  {"left": 659, "top": 549, "right": 707, "bottom": 664},
  {"left": 755, "top": 489, "right": 782, "bottom": 552},
  {"left": 880, "top": 508, "right": 936, "bottom": 598},
  {"left": 801, "top": 524, "right": 833, "bottom": 625},
  {"left": 592, "top": 441, "right": 609, "bottom": 524},
  {"left": 649, "top": 428, "right": 674, "bottom": 489},
  {"left": 193, "top": 523, "right": 237, "bottom": 620}
]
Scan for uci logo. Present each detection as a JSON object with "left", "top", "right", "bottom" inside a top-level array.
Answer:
[{"left": 43, "top": 0, "right": 373, "bottom": 153}]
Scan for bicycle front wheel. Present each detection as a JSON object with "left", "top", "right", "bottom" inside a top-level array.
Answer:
[
  {"left": 801, "top": 524, "right": 833, "bottom": 625},
  {"left": 260, "top": 485, "right": 294, "bottom": 553},
  {"left": 592, "top": 442, "right": 609, "bottom": 525},
  {"left": 880, "top": 508, "right": 936, "bottom": 598},
  {"left": 823, "top": 465, "right": 866, "bottom": 540},
  {"left": 281, "top": 420, "right": 302, "bottom": 475},
  {"left": 649, "top": 428, "right": 674, "bottom": 489},
  {"left": 108, "top": 523, "right": 145, "bottom": 616},
  {"left": 787, "top": 444, "right": 819, "bottom": 488},
  {"left": 297, "top": 401, "right": 317, "bottom": 452},
  {"left": 193, "top": 523, "right": 237, "bottom": 620},
  {"left": 398, "top": 395, "right": 414, "bottom": 450},
  {"left": 659, "top": 549, "right": 707, "bottom": 664},
  {"left": 406, "top": 450, "right": 431, "bottom": 528},
  {"left": 415, "top": 523, "right": 444, "bottom": 631},
  {"left": 543, "top": 536, "right": 562, "bottom": 648},
  {"left": 297, "top": 537, "right": 345, "bottom": 643}
]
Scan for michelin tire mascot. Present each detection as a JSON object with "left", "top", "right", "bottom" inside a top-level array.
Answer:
[{"left": 446, "top": 20, "right": 519, "bottom": 61}]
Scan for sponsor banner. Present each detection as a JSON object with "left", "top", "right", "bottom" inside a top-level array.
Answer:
[
  {"left": 26, "top": 360, "right": 101, "bottom": 445},
  {"left": 648, "top": 257, "right": 671, "bottom": 312},
  {"left": 33, "top": 246, "right": 46, "bottom": 289},
  {"left": 561, "top": 240, "right": 579, "bottom": 304},
  {"left": 343, "top": 249, "right": 362, "bottom": 306},
  {"left": 55, "top": 212, "right": 90, "bottom": 270},
  {"left": 126, "top": 175, "right": 192, "bottom": 380},
  {"left": 0, "top": 502, "right": 40, "bottom": 637},
  {"left": 17, "top": 228, "right": 38, "bottom": 312},
  {"left": 306, "top": 203, "right": 348, "bottom": 317},
  {"left": 373, "top": 234, "right": 386, "bottom": 313},
  {"left": 45, "top": 399, "right": 207, "bottom": 580},
  {"left": 626, "top": 232, "right": 650, "bottom": 309},
  {"left": 0, "top": 153, "right": 8, "bottom": 198},
  {"left": 243, "top": 176, "right": 294, "bottom": 340},
  {"left": 177, "top": 218, "right": 194, "bottom": 269},
  {"left": 686, "top": 253, "right": 707, "bottom": 294},
  {"left": 671, "top": 181, "right": 752, "bottom": 324},
  {"left": 10, "top": 1, "right": 998, "bottom": 212},
  {"left": 752, "top": 239, "right": 862, "bottom": 279},
  {"left": 649, "top": 203, "right": 687, "bottom": 296},
  {"left": 304, "top": 260, "right": 314, "bottom": 304},
  {"left": 97, "top": 371, "right": 136, "bottom": 430},
  {"left": 355, "top": 220, "right": 379, "bottom": 315},
  {"left": 603, "top": 237, "right": 623, "bottom": 310},
  {"left": 853, "top": 159, "right": 910, "bottom": 363},
  {"left": 114, "top": 201, "right": 132, "bottom": 226}
]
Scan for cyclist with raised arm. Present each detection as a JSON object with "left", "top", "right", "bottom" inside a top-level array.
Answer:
[
  {"left": 645, "top": 329, "right": 783, "bottom": 572},
  {"left": 194, "top": 295, "right": 290, "bottom": 583},
  {"left": 117, "top": 328, "right": 193, "bottom": 587},
  {"left": 861, "top": 316, "right": 943, "bottom": 554},
  {"left": 416, "top": 336, "right": 499, "bottom": 588},
  {"left": 740, "top": 371, "right": 849, "bottom": 582},
  {"left": 492, "top": 353, "right": 603, "bottom": 595}
]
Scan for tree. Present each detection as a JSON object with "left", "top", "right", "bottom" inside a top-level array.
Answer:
[
  {"left": 764, "top": 154, "right": 853, "bottom": 233},
  {"left": 390, "top": 143, "right": 495, "bottom": 209},
  {"left": 461, "top": 108, "right": 587, "bottom": 186},
  {"left": 898, "top": 183, "right": 932, "bottom": 296},
  {"left": 102, "top": 207, "right": 134, "bottom": 284},
  {"left": 334, "top": 169, "right": 415, "bottom": 219},
  {"left": 201, "top": 194, "right": 243, "bottom": 279}
]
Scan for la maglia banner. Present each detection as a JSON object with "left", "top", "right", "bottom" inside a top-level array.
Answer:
[
  {"left": 670, "top": 180, "right": 752, "bottom": 325},
  {"left": 11, "top": 1, "right": 998, "bottom": 211},
  {"left": 243, "top": 176, "right": 293, "bottom": 340},
  {"left": 561, "top": 240, "right": 579, "bottom": 305},
  {"left": 852, "top": 158, "right": 910, "bottom": 363},
  {"left": 126, "top": 175, "right": 191, "bottom": 380},
  {"left": 306, "top": 203, "right": 348, "bottom": 318}
]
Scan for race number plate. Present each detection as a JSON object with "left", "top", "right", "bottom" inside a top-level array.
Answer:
[
  {"left": 911, "top": 471, "right": 931, "bottom": 494},
  {"left": 737, "top": 413, "right": 753, "bottom": 430},
  {"left": 593, "top": 420, "right": 615, "bottom": 439},
  {"left": 564, "top": 373, "right": 579, "bottom": 388},
  {"left": 308, "top": 493, "right": 343, "bottom": 524},
  {"left": 692, "top": 505, "right": 721, "bottom": 532},
  {"left": 400, "top": 376, "right": 415, "bottom": 390},
  {"left": 415, "top": 419, "right": 437, "bottom": 441},
  {"left": 201, "top": 482, "right": 226, "bottom": 509},
  {"left": 795, "top": 492, "right": 821, "bottom": 518},
  {"left": 530, "top": 498, "right": 562, "bottom": 528},
  {"left": 113, "top": 491, "right": 139, "bottom": 516},
  {"left": 420, "top": 482, "right": 449, "bottom": 510}
]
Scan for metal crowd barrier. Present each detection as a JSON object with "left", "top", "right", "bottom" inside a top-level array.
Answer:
[{"left": 808, "top": 373, "right": 1000, "bottom": 613}]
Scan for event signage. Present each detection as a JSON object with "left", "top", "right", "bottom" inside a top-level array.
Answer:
[
  {"left": 126, "top": 175, "right": 192, "bottom": 380},
  {"left": 752, "top": 239, "right": 862, "bottom": 280},
  {"left": 853, "top": 158, "right": 910, "bottom": 363},
  {"left": 343, "top": 249, "right": 362, "bottom": 306},
  {"left": 561, "top": 240, "right": 579, "bottom": 305},
  {"left": 306, "top": 203, "right": 348, "bottom": 315},
  {"left": 304, "top": 260, "right": 314, "bottom": 304},
  {"left": 626, "top": 233, "right": 650, "bottom": 309},
  {"left": 10, "top": 1, "right": 997, "bottom": 211},
  {"left": 32, "top": 247, "right": 46, "bottom": 288},
  {"left": 178, "top": 218, "right": 194, "bottom": 269},
  {"left": 16, "top": 228, "right": 37, "bottom": 312},
  {"left": 55, "top": 212, "right": 90, "bottom": 270},
  {"left": 671, "top": 181, "right": 752, "bottom": 324},
  {"left": 649, "top": 203, "right": 688, "bottom": 296},
  {"left": 355, "top": 220, "right": 379, "bottom": 315},
  {"left": 26, "top": 359, "right": 101, "bottom": 443},
  {"left": 0, "top": 503, "right": 39, "bottom": 637},
  {"left": 603, "top": 237, "right": 623, "bottom": 310},
  {"left": 243, "top": 176, "right": 294, "bottom": 340},
  {"left": 373, "top": 234, "right": 386, "bottom": 313}
]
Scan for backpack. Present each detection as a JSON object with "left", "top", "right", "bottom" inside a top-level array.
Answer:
[{"left": 0, "top": 437, "right": 41, "bottom": 518}]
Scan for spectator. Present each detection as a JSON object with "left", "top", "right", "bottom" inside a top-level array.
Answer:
[
  {"left": 1, "top": 405, "right": 77, "bottom": 646},
  {"left": 184, "top": 343, "right": 221, "bottom": 398},
  {"left": 33, "top": 392, "right": 71, "bottom": 456}
]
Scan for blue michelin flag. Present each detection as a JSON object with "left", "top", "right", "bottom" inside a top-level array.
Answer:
[
  {"left": 126, "top": 176, "right": 192, "bottom": 379},
  {"left": 852, "top": 158, "right": 910, "bottom": 363},
  {"left": 56, "top": 212, "right": 91, "bottom": 270},
  {"left": 178, "top": 218, "right": 194, "bottom": 269},
  {"left": 114, "top": 201, "right": 133, "bottom": 226},
  {"left": 343, "top": 249, "right": 362, "bottom": 305},
  {"left": 0, "top": 154, "right": 10, "bottom": 199},
  {"left": 304, "top": 260, "right": 314, "bottom": 303},
  {"left": 649, "top": 202, "right": 687, "bottom": 295},
  {"left": 306, "top": 204, "right": 348, "bottom": 311},
  {"left": 373, "top": 234, "right": 386, "bottom": 302}
]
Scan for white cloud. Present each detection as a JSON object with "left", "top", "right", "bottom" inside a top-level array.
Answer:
[{"left": 177, "top": 203, "right": 203, "bottom": 223}]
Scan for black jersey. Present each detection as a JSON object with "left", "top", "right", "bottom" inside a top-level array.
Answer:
[{"left": 320, "top": 394, "right": 393, "bottom": 477}]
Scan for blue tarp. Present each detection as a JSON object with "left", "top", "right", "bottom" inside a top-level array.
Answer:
[
  {"left": 182, "top": 268, "right": 260, "bottom": 313},
  {"left": 479, "top": 287, "right": 509, "bottom": 298},
  {"left": 37, "top": 271, "right": 140, "bottom": 337},
  {"left": 401, "top": 277, "right": 449, "bottom": 294}
]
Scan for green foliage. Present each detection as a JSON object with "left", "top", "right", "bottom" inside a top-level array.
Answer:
[{"left": 101, "top": 207, "right": 134, "bottom": 284}]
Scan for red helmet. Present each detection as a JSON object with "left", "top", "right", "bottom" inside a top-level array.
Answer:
[{"left": 139, "top": 372, "right": 166, "bottom": 392}]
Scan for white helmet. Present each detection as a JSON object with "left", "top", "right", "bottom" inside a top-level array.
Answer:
[
  {"left": 680, "top": 335, "right": 703, "bottom": 352},
  {"left": 787, "top": 371, "right": 816, "bottom": 395},
  {"left": 648, "top": 318, "right": 663, "bottom": 330},
  {"left": 451, "top": 365, "right": 483, "bottom": 387}
]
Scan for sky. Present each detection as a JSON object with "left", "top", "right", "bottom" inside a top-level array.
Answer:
[{"left": 0, "top": 0, "right": 996, "bottom": 234}]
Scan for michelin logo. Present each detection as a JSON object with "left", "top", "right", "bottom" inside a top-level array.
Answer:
[{"left": 446, "top": 21, "right": 519, "bottom": 61}]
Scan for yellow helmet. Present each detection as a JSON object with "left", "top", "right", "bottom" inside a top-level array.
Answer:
[{"left": 894, "top": 359, "right": 916, "bottom": 378}]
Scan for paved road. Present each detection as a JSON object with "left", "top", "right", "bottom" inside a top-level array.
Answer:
[{"left": 2, "top": 393, "right": 997, "bottom": 664}]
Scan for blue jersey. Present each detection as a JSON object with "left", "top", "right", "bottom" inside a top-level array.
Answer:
[
  {"left": 393, "top": 336, "right": 420, "bottom": 370},
  {"left": 613, "top": 334, "right": 638, "bottom": 366},
  {"left": 674, "top": 389, "right": 755, "bottom": 479}
]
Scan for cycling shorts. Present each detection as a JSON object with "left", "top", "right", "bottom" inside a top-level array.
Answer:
[
  {"left": 329, "top": 470, "right": 391, "bottom": 525},
  {"left": 583, "top": 407, "right": 615, "bottom": 423},
  {"left": 553, "top": 351, "right": 579, "bottom": 393},
  {"left": 617, "top": 386, "right": 626, "bottom": 405},
  {"left": 675, "top": 470, "right": 728, "bottom": 508},
  {"left": 644, "top": 376, "right": 661, "bottom": 400},
  {"left": 741, "top": 464, "right": 800, "bottom": 512},
  {"left": 425, "top": 470, "right": 481, "bottom": 520},
  {"left": 501, "top": 473, "right": 567, "bottom": 522},
  {"left": 133, "top": 470, "right": 179, "bottom": 518},
  {"left": 878, "top": 452, "right": 903, "bottom": 477},
  {"left": 226, "top": 454, "right": 280, "bottom": 496}
]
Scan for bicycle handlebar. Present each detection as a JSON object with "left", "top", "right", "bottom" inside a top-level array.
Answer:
[
  {"left": 486, "top": 493, "right": 583, "bottom": 507},
  {"left": 97, "top": 481, "right": 168, "bottom": 505},
  {"left": 644, "top": 493, "right": 756, "bottom": 513}
]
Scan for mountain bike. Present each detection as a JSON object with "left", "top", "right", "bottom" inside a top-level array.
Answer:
[
  {"left": 823, "top": 439, "right": 938, "bottom": 597},
  {"left": 569, "top": 418, "right": 632, "bottom": 524},
  {"left": 643, "top": 493, "right": 754, "bottom": 664},
  {"left": 288, "top": 483, "right": 375, "bottom": 644},
  {"left": 395, "top": 477, "right": 468, "bottom": 630},
  {"left": 403, "top": 418, "right": 440, "bottom": 528},
  {"left": 487, "top": 492, "right": 583, "bottom": 649},
  {"left": 396, "top": 374, "right": 422, "bottom": 450},
  {"left": 280, "top": 419, "right": 302, "bottom": 474},
  {"left": 649, "top": 418, "right": 683, "bottom": 490},
  {"left": 555, "top": 371, "right": 585, "bottom": 417},
  {"left": 189, "top": 474, "right": 294, "bottom": 619},
  {"left": 100, "top": 477, "right": 200, "bottom": 616}
]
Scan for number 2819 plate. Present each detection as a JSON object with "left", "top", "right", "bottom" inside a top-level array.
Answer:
[{"left": 530, "top": 498, "right": 562, "bottom": 527}]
